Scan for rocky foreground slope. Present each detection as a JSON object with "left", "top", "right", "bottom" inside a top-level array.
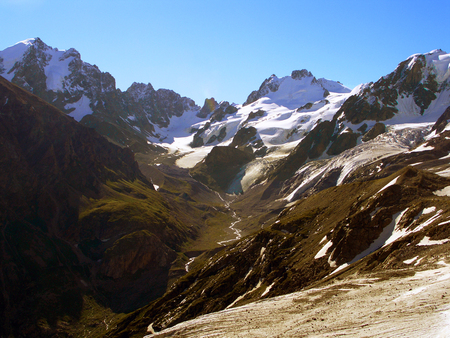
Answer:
[{"left": 143, "top": 259, "right": 450, "bottom": 337}]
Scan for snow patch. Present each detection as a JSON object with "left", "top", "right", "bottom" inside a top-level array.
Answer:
[
  {"left": 409, "top": 144, "right": 435, "bottom": 153},
  {"left": 226, "top": 279, "right": 263, "bottom": 309},
  {"left": 314, "top": 240, "right": 333, "bottom": 259},
  {"left": 66, "top": 95, "right": 93, "bottom": 121},
  {"left": 423, "top": 206, "right": 436, "bottom": 214},
  {"left": 417, "top": 236, "right": 450, "bottom": 246},
  {"left": 434, "top": 186, "right": 450, "bottom": 197},
  {"left": 379, "top": 176, "right": 399, "bottom": 193},
  {"left": 436, "top": 168, "right": 450, "bottom": 178},
  {"left": 261, "top": 282, "right": 275, "bottom": 297},
  {"left": 403, "top": 256, "right": 419, "bottom": 265}
]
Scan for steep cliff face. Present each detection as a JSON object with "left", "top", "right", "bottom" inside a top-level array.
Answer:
[{"left": 126, "top": 82, "right": 198, "bottom": 128}]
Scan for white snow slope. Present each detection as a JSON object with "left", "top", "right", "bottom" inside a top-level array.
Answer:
[{"left": 155, "top": 50, "right": 450, "bottom": 182}]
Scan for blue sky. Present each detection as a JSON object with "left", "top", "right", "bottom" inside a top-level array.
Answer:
[{"left": 1, "top": 0, "right": 448, "bottom": 105}]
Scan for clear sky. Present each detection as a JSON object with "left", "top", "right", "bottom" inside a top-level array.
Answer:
[{"left": 1, "top": 0, "right": 448, "bottom": 106}]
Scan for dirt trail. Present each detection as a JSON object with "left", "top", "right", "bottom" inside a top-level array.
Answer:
[{"left": 145, "top": 260, "right": 450, "bottom": 337}]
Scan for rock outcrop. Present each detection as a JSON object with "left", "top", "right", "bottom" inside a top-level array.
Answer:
[{"left": 190, "top": 146, "right": 255, "bottom": 192}]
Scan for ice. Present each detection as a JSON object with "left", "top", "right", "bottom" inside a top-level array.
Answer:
[
  {"left": 175, "top": 146, "right": 214, "bottom": 168},
  {"left": 44, "top": 50, "right": 73, "bottom": 91}
]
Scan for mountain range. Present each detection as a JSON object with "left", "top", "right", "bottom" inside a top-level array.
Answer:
[{"left": 1, "top": 38, "right": 450, "bottom": 337}]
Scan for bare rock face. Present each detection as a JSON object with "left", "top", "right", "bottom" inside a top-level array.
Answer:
[
  {"left": 210, "top": 102, "right": 238, "bottom": 122},
  {"left": 230, "top": 127, "right": 257, "bottom": 148},
  {"left": 197, "top": 97, "right": 219, "bottom": 118},
  {"left": 291, "top": 69, "right": 313, "bottom": 80},
  {"left": 269, "top": 120, "right": 336, "bottom": 181},
  {"left": 190, "top": 146, "right": 255, "bottom": 192},
  {"left": 244, "top": 74, "right": 281, "bottom": 106},
  {"left": 362, "top": 122, "right": 386, "bottom": 141},
  {"left": 127, "top": 83, "right": 198, "bottom": 128},
  {"left": 100, "top": 230, "right": 177, "bottom": 279},
  {"left": 432, "top": 106, "right": 450, "bottom": 133},
  {"left": 327, "top": 129, "right": 360, "bottom": 156}
]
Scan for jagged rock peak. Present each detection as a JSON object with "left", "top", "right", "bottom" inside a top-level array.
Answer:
[
  {"left": 8, "top": 37, "right": 81, "bottom": 59},
  {"left": 127, "top": 82, "right": 156, "bottom": 100},
  {"left": 403, "top": 49, "right": 449, "bottom": 83},
  {"left": 197, "top": 97, "right": 219, "bottom": 118},
  {"left": 291, "top": 69, "right": 313, "bottom": 80},
  {"left": 19, "top": 37, "right": 48, "bottom": 49},
  {"left": 244, "top": 74, "right": 281, "bottom": 105}
]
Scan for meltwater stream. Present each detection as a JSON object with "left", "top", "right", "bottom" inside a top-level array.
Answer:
[
  {"left": 216, "top": 192, "right": 242, "bottom": 246},
  {"left": 184, "top": 193, "right": 242, "bottom": 272}
]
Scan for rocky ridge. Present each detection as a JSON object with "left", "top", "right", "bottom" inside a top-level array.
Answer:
[{"left": 0, "top": 38, "right": 199, "bottom": 152}]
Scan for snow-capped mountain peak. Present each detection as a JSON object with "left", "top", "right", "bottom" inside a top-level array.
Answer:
[
  {"left": 244, "top": 69, "right": 350, "bottom": 108},
  {"left": 0, "top": 38, "right": 200, "bottom": 151}
]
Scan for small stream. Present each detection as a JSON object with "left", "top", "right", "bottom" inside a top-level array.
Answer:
[
  {"left": 184, "top": 193, "right": 242, "bottom": 272},
  {"left": 216, "top": 192, "right": 243, "bottom": 246}
]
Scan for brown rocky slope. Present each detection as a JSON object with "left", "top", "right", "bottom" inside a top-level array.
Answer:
[{"left": 0, "top": 76, "right": 198, "bottom": 336}]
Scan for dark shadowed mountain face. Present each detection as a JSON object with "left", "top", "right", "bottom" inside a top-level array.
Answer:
[{"left": 0, "top": 77, "right": 201, "bottom": 337}]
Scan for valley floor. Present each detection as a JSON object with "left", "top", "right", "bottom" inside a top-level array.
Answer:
[{"left": 144, "top": 258, "right": 450, "bottom": 337}]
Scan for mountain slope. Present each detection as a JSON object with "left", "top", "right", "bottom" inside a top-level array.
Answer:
[
  {"left": 102, "top": 50, "right": 450, "bottom": 333},
  {"left": 3, "top": 39, "right": 450, "bottom": 337},
  {"left": 106, "top": 159, "right": 450, "bottom": 337},
  {"left": 106, "top": 107, "right": 450, "bottom": 336},
  {"left": 0, "top": 76, "right": 201, "bottom": 337}
]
